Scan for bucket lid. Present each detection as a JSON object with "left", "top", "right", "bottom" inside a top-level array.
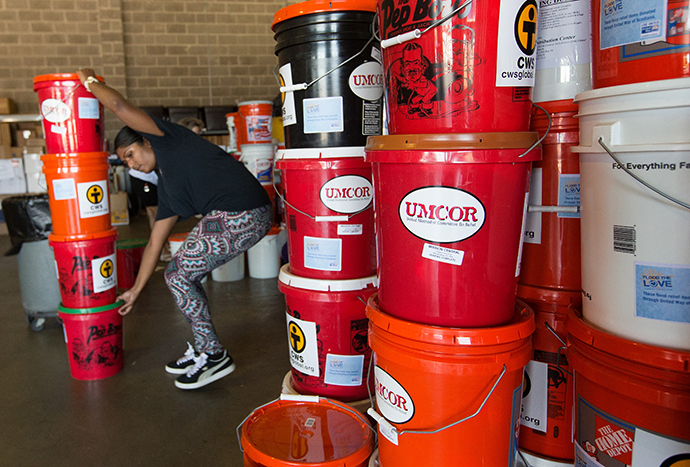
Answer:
[
  {"left": 267, "top": 226, "right": 282, "bottom": 236},
  {"left": 116, "top": 238, "right": 148, "bottom": 249},
  {"left": 367, "top": 294, "right": 535, "bottom": 346},
  {"left": 241, "top": 397, "right": 374, "bottom": 466},
  {"left": 567, "top": 308, "right": 690, "bottom": 374},
  {"left": 532, "top": 99, "right": 578, "bottom": 115},
  {"left": 238, "top": 100, "right": 273, "bottom": 107},
  {"left": 365, "top": 133, "right": 541, "bottom": 163},
  {"left": 168, "top": 232, "right": 189, "bottom": 243},
  {"left": 58, "top": 300, "right": 124, "bottom": 315},
  {"left": 574, "top": 76, "right": 690, "bottom": 105},
  {"left": 277, "top": 147, "right": 365, "bottom": 160},
  {"left": 33, "top": 73, "right": 105, "bottom": 85},
  {"left": 516, "top": 284, "right": 582, "bottom": 313},
  {"left": 279, "top": 264, "right": 377, "bottom": 292},
  {"left": 272, "top": 0, "right": 376, "bottom": 28},
  {"left": 49, "top": 228, "right": 118, "bottom": 243}
]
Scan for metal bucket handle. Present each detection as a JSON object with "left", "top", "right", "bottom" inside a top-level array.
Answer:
[{"left": 367, "top": 364, "right": 507, "bottom": 445}]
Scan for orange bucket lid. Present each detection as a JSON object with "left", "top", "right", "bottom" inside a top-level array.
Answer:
[
  {"left": 168, "top": 232, "right": 189, "bottom": 243},
  {"left": 49, "top": 228, "right": 118, "bottom": 243},
  {"left": 272, "top": 0, "right": 376, "bottom": 28},
  {"left": 241, "top": 397, "right": 374, "bottom": 466},
  {"left": 33, "top": 73, "right": 105, "bottom": 84}
]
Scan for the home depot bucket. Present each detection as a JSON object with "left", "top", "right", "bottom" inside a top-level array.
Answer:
[
  {"left": 272, "top": 0, "right": 383, "bottom": 149},
  {"left": 591, "top": 0, "right": 690, "bottom": 89},
  {"left": 50, "top": 229, "right": 118, "bottom": 309},
  {"left": 367, "top": 295, "right": 534, "bottom": 467},
  {"left": 238, "top": 101, "right": 273, "bottom": 144},
  {"left": 41, "top": 152, "right": 111, "bottom": 236},
  {"left": 278, "top": 264, "right": 376, "bottom": 402},
  {"left": 517, "top": 284, "right": 580, "bottom": 462},
  {"left": 276, "top": 147, "right": 376, "bottom": 280},
  {"left": 240, "top": 396, "right": 375, "bottom": 467},
  {"left": 58, "top": 300, "right": 124, "bottom": 381},
  {"left": 248, "top": 226, "right": 282, "bottom": 279},
  {"left": 567, "top": 308, "right": 690, "bottom": 466},
  {"left": 116, "top": 238, "right": 146, "bottom": 290},
  {"left": 240, "top": 144, "right": 275, "bottom": 185},
  {"left": 572, "top": 78, "right": 690, "bottom": 350},
  {"left": 376, "top": 0, "right": 536, "bottom": 134},
  {"left": 365, "top": 133, "right": 541, "bottom": 327},
  {"left": 33, "top": 73, "right": 106, "bottom": 154},
  {"left": 521, "top": 100, "right": 581, "bottom": 291}
]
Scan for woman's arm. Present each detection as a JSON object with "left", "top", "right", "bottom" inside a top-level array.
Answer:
[
  {"left": 76, "top": 68, "right": 163, "bottom": 137},
  {"left": 116, "top": 214, "right": 179, "bottom": 315}
]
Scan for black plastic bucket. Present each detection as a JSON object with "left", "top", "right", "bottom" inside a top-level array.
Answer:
[{"left": 273, "top": 3, "right": 383, "bottom": 149}]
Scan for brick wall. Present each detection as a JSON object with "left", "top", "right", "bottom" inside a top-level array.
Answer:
[{"left": 0, "top": 0, "right": 296, "bottom": 145}]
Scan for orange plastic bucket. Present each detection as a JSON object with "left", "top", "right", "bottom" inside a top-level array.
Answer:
[
  {"left": 41, "top": 152, "right": 111, "bottom": 236},
  {"left": 517, "top": 284, "right": 580, "bottom": 462},
  {"left": 238, "top": 101, "right": 273, "bottom": 144},
  {"left": 568, "top": 309, "right": 690, "bottom": 465},
  {"left": 240, "top": 396, "right": 375, "bottom": 466},
  {"left": 521, "top": 100, "right": 581, "bottom": 291},
  {"left": 367, "top": 295, "right": 534, "bottom": 467}
]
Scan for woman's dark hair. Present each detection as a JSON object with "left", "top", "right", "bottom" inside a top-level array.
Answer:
[{"left": 113, "top": 126, "right": 144, "bottom": 150}]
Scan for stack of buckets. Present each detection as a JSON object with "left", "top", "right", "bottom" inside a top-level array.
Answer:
[
  {"left": 567, "top": 1, "right": 690, "bottom": 465},
  {"left": 363, "top": 0, "right": 544, "bottom": 466},
  {"left": 240, "top": 1, "right": 384, "bottom": 466},
  {"left": 34, "top": 73, "right": 124, "bottom": 381}
]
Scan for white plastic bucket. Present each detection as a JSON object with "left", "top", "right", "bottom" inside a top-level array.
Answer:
[
  {"left": 240, "top": 143, "right": 275, "bottom": 185},
  {"left": 211, "top": 252, "right": 245, "bottom": 282},
  {"left": 572, "top": 77, "right": 690, "bottom": 350},
  {"left": 247, "top": 226, "right": 282, "bottom": 279}
]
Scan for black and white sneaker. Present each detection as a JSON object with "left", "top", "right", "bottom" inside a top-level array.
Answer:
[
  {"left": 174, "top": 351, "right": 236, "bottom": 390},
  {"left": 165, "top": 342, "right": 197, "bottom": 374}
]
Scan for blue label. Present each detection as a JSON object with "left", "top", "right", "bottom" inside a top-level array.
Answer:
[
  {"left": 636, "top": 262, "right": 690, "bottom": 323},
  {"left": 324, "top": 354, "right": 364, "bottom": 386},
  {"left": 303, "top": 236, "right": 342, "bottom": 271},
  {"left": 558, "top": 174, "right": 580, "bottom": 219},
  {"left": 600, "top": 0, "right": 666, "bottom": 49}
]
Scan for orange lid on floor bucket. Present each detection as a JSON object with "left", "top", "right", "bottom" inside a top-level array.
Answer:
[
  {"left": 241, "top": 397, "right": 374, "bottom": 466},
  {"left": 272, "top": 0, "right": 376, "bottom": 28}
]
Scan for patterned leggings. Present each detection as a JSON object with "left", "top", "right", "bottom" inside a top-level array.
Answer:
[{"left": 164, "top": 205, "right": 273, "bottom": 355}]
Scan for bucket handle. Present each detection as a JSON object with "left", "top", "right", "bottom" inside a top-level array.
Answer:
[
  {"left": 518, "top": 102, "right": 551, "bottom": 158},
  {"left": 39, "top": 82, "right": 84, "bottom": 122},
  {"left": 597, "top": 137, "right": 690, "bottom": 210},
  {"left": 235, "top": 394, "right": 375, "bottom": 453},
  {"left": 367, "top": 364, "right": 506, "bottom": 445},
  {"left": 543, "top": 321, "right": 572, "bottom": 377}
]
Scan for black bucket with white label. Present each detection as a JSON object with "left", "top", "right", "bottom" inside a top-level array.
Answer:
[{"left": 272, "top": 0, "right": 383, "bottom": 149}]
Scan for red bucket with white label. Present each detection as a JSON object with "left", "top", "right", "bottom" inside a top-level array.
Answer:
[
  {"left": 272, "top": 0, "right": 383, "bottom": 149},
  {"left": 376, "top": 0, "right": 536, "bottom": 135},
  {"left": 367, "top": 295, "right": 534, "bottom": 467},
  {"left": 50, "top": 228, "right": 118, "bottom": 309},
  {"left": 58, "top": 301, "right": 124, "bottom": 381},
  {"left": 33, "top": 73, "right": 105, "bottom": 154},
  {"left": 41, "top": 152, "right": 111, "bottom": 237},
  {"left": 365, "top": 133, "right": 541, "bottom": 327},
  {"left": 517, "top": 284, "right": 580, "bottom": 462},
  {"left": 278, "top": 264, "right": 377, "bottom": 402},
  {"left": 567, "top": 308, "right": 690, "bottom": 466},
  {"left": 275, "top": 147, "right": 376, "bottom": 280},
  {"left": 238, "top": 101, "right": 274, "bottom": 145}
]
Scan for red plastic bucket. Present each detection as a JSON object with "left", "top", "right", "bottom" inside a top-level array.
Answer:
[
  {"left": 33, "top": 73, "right": 106, "bottom": 154},
  {"left": 517, "top": 284, "right": 580, "bottom": 462},
  {"left": 41, "top": 152, "right": 111, "bottom": 237},
  {"left": 520, "top": 100, "right": 581, "bottom": 291},
  {"left": 591, "top": 0, "right": 690, "bottom": 89},
  {"left": 240, "top": 396, "right": 375, "bottom": 467},
  {"left": 367, "top": 295, "right": 534, "bottom": 467},
  {"left": 276, "top": 147, "right": 376, "bottom": 280},
  {"left": 567, "top": 308, "right": 690, "bottom": 465},
  {"left": 116, "top": 238, "right": 147, "bottom": 290},
  {"left": 365, "top": 133, "right": 541, "bottom": 327},
  {"left": 238, "top": 101, "right": 273, "bottom": 144},
  {"left": 50, "top": 229, "right": 118, "bottom": 309},
  {"left": 376, "top": 0, "right": 536, "bottom": 134},
  {"left": 278, "top": 264, "right": 376, "bottom": 402},
  {"left": 58, "top": 301, "right": 124, "bottom": 381}
]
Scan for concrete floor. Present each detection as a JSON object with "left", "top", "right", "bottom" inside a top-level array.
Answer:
[{"left": 0, "top": 213, "right": 292, "bottom": 466}]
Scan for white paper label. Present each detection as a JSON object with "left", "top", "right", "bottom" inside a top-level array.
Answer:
[
  {"left": 52, "top": 178, "right": 77, "bottom": 200},
  {"left": 304, "top": 236, "right": 342, "bottom": 271},
  {"left": 374, "top": 366, "right": 414, "bottom": 424},
  {"left": 279, "top": 63, "right": 297, "bottom": 127},
  {"left": 421, "top": 243, "right": 464, "bottom": 266},
  {"left": 91, "top": 254, "right": 117, "bottom": 293},
  {"left": 520, "top": 361, "right": 548, "bottom": 432},
  {"left": 50, "top": 124, "right": 67, "bottom": 135},
  {"left": 496, "top": 0, "right": 538, "bottom": 87},
  {"left": 286, "top": 314, "right": 320, "bottom": 377},
  {"left": 320, "top": 175, "right": 373, "bottom": 214},
  {"left": 78, "top": 97, "right": 99, "bottom": 119},
  {"left": 303, "top": 97, "right": 344, "bottom": 134},
  {"left": 77, "top": 180, "right": 109, "bottom": 218},
  {"left": 41, "top": 98, "right": 71, "bottom": 123},
  {"left": 524, "top": 167, "right": 542, "bottom": 244},
  {"left": 536, "top": 0, "right": 591, "bottom": 70},
  {"left": 337, "top": 224, "right": 363, "bottom": 236},
  {"left": 349, "top": 61, "right": 384, "bottom": 101},
  {"left": 324, "top": 354, "right": 364, "bottom": 386}
]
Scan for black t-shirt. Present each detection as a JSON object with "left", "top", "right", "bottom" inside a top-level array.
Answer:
[{"left": 138, "top": 118, "right": 271, "bottom": 221}]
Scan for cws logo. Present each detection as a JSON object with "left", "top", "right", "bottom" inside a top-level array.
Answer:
[
  {"left": 86, "top": 184, "right": 104, "bottom": 205},
  {"left": 641, "top": 268, "right": 674, "bottom": 290},
  {"left": 514, "top": 0, "right": 538, "bottom": 56},
  {"left": 496, "top": 0, "right": 537, "bottom": 87},
  {"left": 399, "top": 186, "right": 485, "bottom": 243},
  {"left": 319, "top": 175, "right": 373, "bottom": 214},
  {"left": 286, "top": 313, "right": 319, "bottom": 377},
  {"left": 374, "top": 366, "right": 414, "bottom": 424},
  {"left": 91, "top": 253, "right": 116, "bottom": 293},
  {"left": 349, "top": 61, "right": 384, "bottom": 101}
]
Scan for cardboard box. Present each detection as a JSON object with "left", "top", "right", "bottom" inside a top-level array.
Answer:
[
  {"left": 0, "top": 158, "right": 27, "bottom": 194},
  {"left": 0, "top": 98, "right": 17, "bottom": 115},
  {"left": 110, "top": 191, "right": 129, "bottom": 226},
  {"left": 0, "top": 146, "right": 23, "bottom": 159},
  {"left": 0, "top": 123, "right": 12, "bottom": 147}
]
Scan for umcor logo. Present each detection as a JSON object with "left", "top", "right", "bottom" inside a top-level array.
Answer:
[
  {"left": 374, "top": 366, "right": 414, "bottom": 424},
  {"left": 320, "top": 175, "right": 373, "bottom": 214},
  {"left": 349, "top": 61, "right": 384, "bottom": 101},
  {"left": 399, "top": 186, "right": 486, "bottom": 243}
]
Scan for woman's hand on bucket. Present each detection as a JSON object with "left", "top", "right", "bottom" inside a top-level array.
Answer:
[
  {"left": 117, "top": 289, "right": 139, "bottom": 316},
  {"left": 76, "top": 68, "right": 97, "bottom": 83}
]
